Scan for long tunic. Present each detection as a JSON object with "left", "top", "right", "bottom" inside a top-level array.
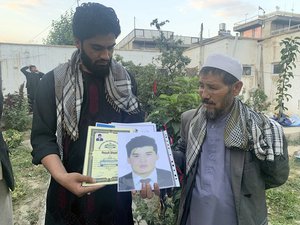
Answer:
[
  {"left": 31, "top": 70, "right": 144, "bottom": 225},
  {"left": 186, "top": 115, "right": 237, "bottom": 225}
]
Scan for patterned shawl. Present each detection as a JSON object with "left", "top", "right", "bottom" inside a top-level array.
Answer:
[
  {"left": 53, "top": 50, "right": 140, "bottom": 158},
  {"left": 186, "top": 98, "right": 284, "bottom": 175}
]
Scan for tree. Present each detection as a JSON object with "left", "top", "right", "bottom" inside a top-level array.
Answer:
[
  {"left": 245, "top": 88, "right": 271, "bottom": 112},
  {"left": 115, "top": 20, "right": 199, "bottom": 225},
  {"left": 44, "top": 10, "right": 74, "bottom": 45},
  {"left": 150, "top": 19, "right": 191, "bottom": 78},
  {"left": 275, "top": 36, "right": 300, "bottom": 118}
]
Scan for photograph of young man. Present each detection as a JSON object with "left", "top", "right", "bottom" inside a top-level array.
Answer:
[{"left": 118, "top": 135, "right": 174, "bottom": 191}]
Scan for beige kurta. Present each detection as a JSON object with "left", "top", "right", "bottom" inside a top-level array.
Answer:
[{"left": 0, "top": 161, "right": 13, "bottom": 225}]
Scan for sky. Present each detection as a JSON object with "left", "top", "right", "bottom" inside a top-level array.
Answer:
[{"left": 0, "top": 0, "right": 299, "bottom": 44}]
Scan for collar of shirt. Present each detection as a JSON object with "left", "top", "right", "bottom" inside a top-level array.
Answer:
[{"left": 132, "top": 169, "right": 158, "bottom": 190}]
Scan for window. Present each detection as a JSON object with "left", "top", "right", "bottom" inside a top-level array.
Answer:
[
  {"left": 242, "top": 66, "right": 252, "bottom": 75},
  {"left": 273, "top": 63, "right": 283, "bottom": 74}
]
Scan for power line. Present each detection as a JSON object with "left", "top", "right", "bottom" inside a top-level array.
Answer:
[{"left": 28, "top": 0, "right": 78, "bottom": 43}]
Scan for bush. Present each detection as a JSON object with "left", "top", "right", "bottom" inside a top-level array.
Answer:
[
  {"left": 245, "top": 88, "right": 271, "bottom": 112},
  {"left": 2, "top": 84, "right": 31, "bottom": 131},
  {"left": 133, "top": 194, "right": 176, "bottom": 225},
  {"left": 3, "top": 129, "right": 23, "bottom": 149}
]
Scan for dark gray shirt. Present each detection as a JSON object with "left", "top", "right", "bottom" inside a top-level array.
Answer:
[{"left": 187, "top": 115, "right": 237, "bottom": 225}]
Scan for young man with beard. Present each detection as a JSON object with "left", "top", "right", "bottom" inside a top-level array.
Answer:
[
  {"left": 31, "top": 3, "right": 156, "bottom": 224},
  {"left": 174, "top": 53, "right": 289, "bottom": 225}
]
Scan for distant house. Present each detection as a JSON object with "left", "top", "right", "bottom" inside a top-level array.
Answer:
[
  {"left": 115, "top": 28, "right": 200, "bottom": 50},
  {"left": 183, "top": 10, "right": 300, "bottom": 115}
]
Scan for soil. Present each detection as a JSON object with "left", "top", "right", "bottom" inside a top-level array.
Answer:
[
  {"left": 12, "top": 142, "right": 300, "bottom": 225},
  {"left": 12, "top": 139, "right": 49, "bottom": 225}
]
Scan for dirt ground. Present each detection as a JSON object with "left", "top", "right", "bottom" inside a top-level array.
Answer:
[{"left": 12, "top": 142, "right": 300, "bottom": 225}]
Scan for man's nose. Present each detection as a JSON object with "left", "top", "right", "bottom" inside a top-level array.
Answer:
[
  {"left": 200, "top": 87, "right": 210, "bottom": 99},
  {"left": 99, "top": 49, "right": 110, "bottom": 60}
]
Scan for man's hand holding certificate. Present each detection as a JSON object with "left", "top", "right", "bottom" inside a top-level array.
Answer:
[
  {"left": 82, "top": 126, "right": 134, "bottom": 186},
  {"left": 82, "top": 123, "right": 180, "bottom": 193}
]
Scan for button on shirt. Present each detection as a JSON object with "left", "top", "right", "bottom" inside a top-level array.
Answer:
[
  {"left": 187, "top": 115, "right": 237, "bottom": 225},
  {"left": 132, "top": 169, "right": 158, "bottom": 190}
]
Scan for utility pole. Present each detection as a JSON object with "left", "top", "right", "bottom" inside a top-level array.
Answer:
[{"left": 77, "top": 0, "right": 80, "bottom": 7}]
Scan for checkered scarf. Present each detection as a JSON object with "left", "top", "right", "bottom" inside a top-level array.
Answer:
[
  {"left": 186, "top": 98, "right": 284, "bottom": 175},
  {"left": 53, "top": 50, "right": 139, "bottom": 158}
]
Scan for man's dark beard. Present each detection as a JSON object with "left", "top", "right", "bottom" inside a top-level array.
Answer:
[
  {"left": 80, "top": 49, "right": 110, "bottom": 77},
  {"left": 203, "top": 91, "right": 233, "bottom": 120},
  {"left": 203, "top": 98, "right": 219, "bottom": 120}
]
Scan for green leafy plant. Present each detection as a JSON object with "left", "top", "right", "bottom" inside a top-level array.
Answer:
[
  {"left": 133, "top": 194, "right": 176, "bottom": 225},
  {"left": 2, "top": 84, "right": 31, "bottom": 131},
  {"left": 2, "top": 129, "right": 23, "bottom": 149},
  {"left": 150, "top": 19, "right": 191, "bottom": 78},
  {"left": 275, "top": 36, "right": 300, "bottom": 118},
  {"left": 245, "top": 88, "right": 271, "bottom": 112}
]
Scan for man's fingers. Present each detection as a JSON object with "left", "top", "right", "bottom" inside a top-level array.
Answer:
[
  {"left": 83, "top": 184, "right": 105, "bottom": 196},
  {"left": 146, "top": 184, "right": 154, "bottom": 199},
  {"left": 140, "top": 183, "right": 147, "bottom": 198},
  {"left": 80, "top": 175, "right": 96, "bottom": 183},
  {"left": 153, "top": 183, "right": 160, "bottom": 196}
]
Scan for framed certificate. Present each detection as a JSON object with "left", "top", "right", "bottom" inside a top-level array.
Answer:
[{"left": 82, "top": 126, "right": 134, "bottom": 186}]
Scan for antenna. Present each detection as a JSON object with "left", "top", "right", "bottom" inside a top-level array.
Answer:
[{"left": 258, "top": 6, "right": 265, "bottom": 15}]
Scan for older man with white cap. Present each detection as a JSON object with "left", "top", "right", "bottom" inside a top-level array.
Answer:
[{"left": 174, "top": 53, "right": 289, "bottom": 225}]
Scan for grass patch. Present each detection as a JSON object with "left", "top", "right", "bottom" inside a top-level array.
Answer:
[
  {"left": 9, "top": 132, "right": 300, "bottom": 224},
  {"left": 10, "top": 142, "right": 49, "bottom": 225},
  {"left": 10, "top": 145, "right": 49, "bottom": 205},
  {"left": 267, "top": 159, "right": 300, "bottom": 225},
  {"left": 288, "top": 139, "right": 300, "bottom": 146}
]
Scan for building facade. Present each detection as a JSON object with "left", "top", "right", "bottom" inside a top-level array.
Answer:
[
  {"left": 1, "top": 10, "right": 300, "bottom": 115},
  {"left": 183, "top": 10, "right": 300, "bottom": 115}
]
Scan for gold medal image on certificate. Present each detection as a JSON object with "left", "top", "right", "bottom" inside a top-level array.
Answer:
[{"left": 82, "top": 126, "right": 134, "bottom": 186}]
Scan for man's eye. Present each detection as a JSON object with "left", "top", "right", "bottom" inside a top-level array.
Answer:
[
  {"left": 208, "top": 86, "right": 217, "bottom": 90},
  {"left": 93, "top": 47, "right": 104, "bottom": 51}
]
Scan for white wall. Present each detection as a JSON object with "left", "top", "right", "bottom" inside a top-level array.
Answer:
[
  {"left": 183, "top": 35, "right": 300, "bottom": 115},
  {"left": 0, "top": 43, "right": 160, "bottom": 95},
  {"left": 260, "top": 31, "right": 300, "bottom": 115},
  {"left": 0, "top": 43, "right": 76, "bottom": 95},
  {"left": 2, "top": 34, "right": 300, "bottom": 116}
]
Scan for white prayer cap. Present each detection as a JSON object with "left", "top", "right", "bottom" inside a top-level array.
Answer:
[{"left": 201, "top": 53, "right": 243, "bottom": 80}]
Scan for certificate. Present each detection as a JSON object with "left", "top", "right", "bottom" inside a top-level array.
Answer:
[{"left": 82, "top": 126, "right": 134, "bottom": 186}]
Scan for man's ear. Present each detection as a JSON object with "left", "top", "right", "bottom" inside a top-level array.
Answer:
[
  {"left": 232, "top": 81, "right": 243, "bottom": 96},
  {"left": 74, "top": 38, "right": 81, "bottom": 49}
]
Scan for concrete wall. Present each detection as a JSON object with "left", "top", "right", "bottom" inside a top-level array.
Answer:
[
  {"left": 260, "top": 31, "right": 300, "bottom": 115},
  {"left": 1, "top": 33, "right": 300, "bottom": 116},
  {"left": 0, "top": 43, "right": 76, "bottom": 94},
  {"left": 0, "top": 43, "right": 160, "bottom": 95},
  {"left": 184, "top": 37, "right": 258, "bottom": 99},
  {"left": 183, "top": 35, "right": 300, "bottom": 115}
]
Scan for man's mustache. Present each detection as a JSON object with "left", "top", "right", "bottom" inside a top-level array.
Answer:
[{"left": 202, "top": 99, "right": 215, "bottom": 105}]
